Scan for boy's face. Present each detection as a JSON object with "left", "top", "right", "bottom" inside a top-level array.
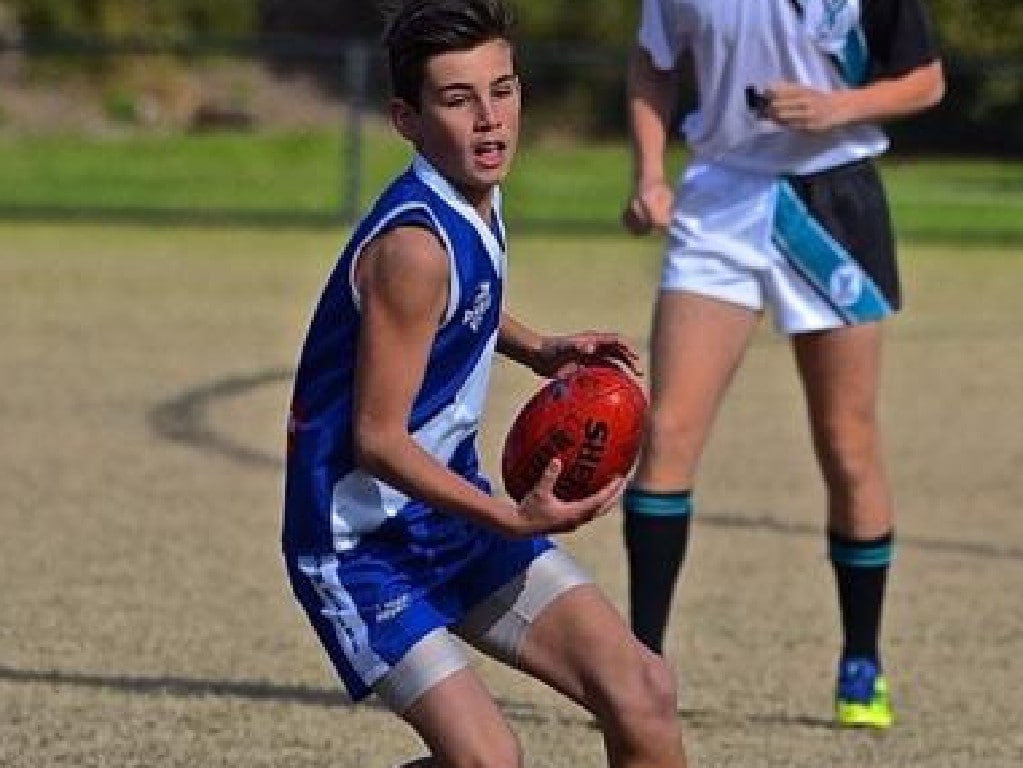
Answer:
[{"left": 393, "top": 38, "right": 520, "bottom": 215}]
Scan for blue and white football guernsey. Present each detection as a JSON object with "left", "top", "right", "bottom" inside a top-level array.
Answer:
[
  {"left": 282, "top": 154, "right": 553, "bottom": 704},
  {"left": 638, "top": 0, "right": 938, "bottom": 174},
  {"left": 283, "top": 153, "right": 506, "bottom": 556}
]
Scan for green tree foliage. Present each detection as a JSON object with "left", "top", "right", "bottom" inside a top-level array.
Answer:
[
  {"left": 918, "top": 0, "right": 1023, "bottom": 154},
  {"left": 10, "top": 0, "right": 1021, "bottom": 60},
  {"left": 256, "top": 0, "right": 383, "bottom": 41},
  {"left": 3, "top": 0, "right": 1019, "bottom": 151},
  {"left": 11, "top": 0, "right": 254, "bottom": 39},
  {"left": 250, "top": 0, "right": 637, "bottom": 46},
  {"left": 927, "top": 0, "right": 1023, "bottom": 57},
  {"left": 512, "top": 0, "right": 637, "bottom": 46}
]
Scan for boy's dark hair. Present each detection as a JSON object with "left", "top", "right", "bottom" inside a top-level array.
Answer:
[{"left": 383, "top": 0, "right": 514, "bottom": 109}]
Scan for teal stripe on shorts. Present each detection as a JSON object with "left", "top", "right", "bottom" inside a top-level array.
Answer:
[{"left": 772, "top": 181, "right": 892, "bottom": 325}]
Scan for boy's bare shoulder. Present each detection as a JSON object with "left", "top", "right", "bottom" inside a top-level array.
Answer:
[
  {"left": 357, "top": 225, "right": 450, "bottom": 316},
  {"left": 360, "top": 224, "right": 447, "bottom": 280}
]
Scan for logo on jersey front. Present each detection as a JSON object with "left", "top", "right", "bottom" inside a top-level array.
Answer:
[
  {"left": 820, "top": 0, "right": 849, "bottom": 28},
  {"left": 829, "top": 264, "right": 863, "bottom": 307},
  {"left": 462, "top": 281, "right": 492, "bottom": 332}
]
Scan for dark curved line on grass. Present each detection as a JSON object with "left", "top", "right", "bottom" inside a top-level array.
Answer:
[
  {"left": 147, "top": 367, "right": 292, "bottom": 469},
  {"left": 696, "top": 512, "right": 1023, "bottom": 561},
  {"left": 148, "top": 368, "right": 1023, "bottom": 563}
]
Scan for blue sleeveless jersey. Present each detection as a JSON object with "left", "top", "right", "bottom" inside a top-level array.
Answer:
[{"left": 283, "top": 155, "right": 506, "bottom": 556}]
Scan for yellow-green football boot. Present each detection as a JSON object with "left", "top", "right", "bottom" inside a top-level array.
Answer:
[{"left": 835, "top": 657, "right": 894, "bottom": 729}]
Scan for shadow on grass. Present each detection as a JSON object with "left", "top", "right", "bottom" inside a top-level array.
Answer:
[{"left": 1, "top": 664, "right": 754, "bottom": 729}]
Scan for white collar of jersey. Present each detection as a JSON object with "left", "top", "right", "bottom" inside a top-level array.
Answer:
[
  {"left": 792, "top": 0, "right": 861, "bottom": 54},
  {"left": 411, "top": 153, "right": 506, "bottom": 277}
]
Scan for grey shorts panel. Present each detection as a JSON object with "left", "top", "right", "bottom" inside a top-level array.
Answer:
[
  {"left": 370, "top": 548, "right": 591, "bottom": 714},
  {"left": 372, "top": 627, "right": 470, "bottom": 714},
  {"left": 785, "top": 158, "right": 900, "bottom": 309},
  {"left": 454, "top": 547, "right": 592, "bottom": 666}
]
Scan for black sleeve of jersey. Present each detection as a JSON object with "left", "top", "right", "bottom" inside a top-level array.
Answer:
[{"left": 862, "top": 0, "right": 941, "bottom": 79}]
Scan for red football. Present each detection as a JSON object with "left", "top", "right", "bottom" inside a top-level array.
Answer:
[{"left": 501, "top": 364, "right": 648, "bottom": 502}]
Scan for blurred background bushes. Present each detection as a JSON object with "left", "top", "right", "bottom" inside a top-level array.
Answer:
[{"left": 1, "top": 0, "right": 1020, "bottom": 153}]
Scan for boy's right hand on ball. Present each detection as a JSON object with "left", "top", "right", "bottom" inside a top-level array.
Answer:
[{"left": 513, "top": 459, "right": 625, "bottom": 536}]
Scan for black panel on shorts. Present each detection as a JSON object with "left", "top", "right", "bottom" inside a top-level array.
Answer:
[{"left": 786, "top": 159, "right": 902, "bottom": 310}]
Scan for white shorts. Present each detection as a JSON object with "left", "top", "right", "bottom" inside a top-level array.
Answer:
[{"left": 661, "top": 160, "right": 899, "bottom": 334}]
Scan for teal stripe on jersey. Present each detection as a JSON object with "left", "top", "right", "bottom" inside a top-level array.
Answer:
[
  {"left": 772, "top": 181, "right": 892, "bottom": 325},
  {"left": 829, "top": 539, "right": 894, "bottom": 568},
  {"left": 834, "top": 27, "right": 870, "bottom": 85},
  {"left": 786, "top": 0, "right": 869, "bottom": 85},
  {"left": 624, "top": 488, "right": 693, "bottom": 517}
]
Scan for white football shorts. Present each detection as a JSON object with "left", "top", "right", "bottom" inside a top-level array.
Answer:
[{"left": 661, "top": 159, "right": 900, "bottom": 334}]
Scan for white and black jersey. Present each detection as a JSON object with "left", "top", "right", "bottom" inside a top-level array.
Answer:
[{"left": 638, "top": 0, "right": 940, "bottom": 174}]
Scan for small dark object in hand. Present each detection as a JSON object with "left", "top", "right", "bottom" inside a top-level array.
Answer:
[{"left": 745, "top": 86, "right": 772, "bottom": 118}]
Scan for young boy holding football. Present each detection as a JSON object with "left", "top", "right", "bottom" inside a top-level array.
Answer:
[{"left": 281, "top": 1, "right": 688, "bottom": 766}]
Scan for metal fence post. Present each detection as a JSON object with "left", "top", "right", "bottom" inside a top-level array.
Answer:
[{"left": 342, "top": 41, "right": 370, "bottom": 224}]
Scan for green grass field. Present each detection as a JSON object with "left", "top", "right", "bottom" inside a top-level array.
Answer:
[{"left": 2, "top": 129, "right": 1022, "bottom": 242}]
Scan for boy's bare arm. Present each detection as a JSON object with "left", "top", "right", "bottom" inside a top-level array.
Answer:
[{"left": 353, "top": 227, "right": 622, "bottom": 537}]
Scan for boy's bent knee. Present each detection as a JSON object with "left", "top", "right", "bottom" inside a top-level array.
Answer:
[
  {"left": 594, "top": 649, "right": 685, "bottom": 764},
  {"left": 604, "top": 649, "right": 680, "bottom": 737},
  {"left": 643, "top": 653, "right": 681, "bottom": 726}
]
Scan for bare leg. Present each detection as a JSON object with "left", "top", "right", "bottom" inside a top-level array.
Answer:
[
  {"left": 516, "top": 584, "right": 688, "bottom": 768},
  {"left": 634, "top": 290, "right": 759, "bottom": 489},
  {"left": 626, "top": 290, "right": 759, "bottom": 651},
  {"left": 398, "top": 668, "right": 521, "bottom": 768},
  {"left": 792, "top": 322, "right": 893, "bottom": 536}
]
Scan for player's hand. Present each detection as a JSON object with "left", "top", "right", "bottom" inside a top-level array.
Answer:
[
  {"left": 763, "top": 82, "right": 847, "bottom": 131},
  {"left": 534, "top": 332, "right": 641, "bottom": 379},
  {"left": 514, "top": 459, "right": 625, "bottom": 535},
  {"left": 622, "top": 178, "right": 673, "bottom": 235}
]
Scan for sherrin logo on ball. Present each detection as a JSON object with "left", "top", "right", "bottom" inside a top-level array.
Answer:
[{"left": 501, "top": 364, "right": 648, "bottom": 502}]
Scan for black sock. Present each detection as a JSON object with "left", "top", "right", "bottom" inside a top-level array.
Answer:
[
  {"left": 623, "top": 488, "right": 693, "bottom": 654},
  {"left": 829, "top": 529, "right": 894, "bottom": 664}
]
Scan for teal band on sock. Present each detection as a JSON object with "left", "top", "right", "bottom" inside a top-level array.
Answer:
[
  {"left": 624, "top": 488, "right": 692, "bottom": 517},
  {"left": 829, "top": 536, "right": 894, "bottom": 568}
]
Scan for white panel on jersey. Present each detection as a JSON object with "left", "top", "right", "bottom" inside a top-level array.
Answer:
[{"left": 412, "top": 154, "right": 507, "bottom": 279}]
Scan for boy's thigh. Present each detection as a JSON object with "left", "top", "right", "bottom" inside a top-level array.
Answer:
[
  {"left": 399, "top": 665, "right": 518, "bottom": 765},
  {"left": 513, "top": 580, "right": 659, "bottom": 711},
  {"left": 376, "top": 541, "right": 584, "bottom": 713}
]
